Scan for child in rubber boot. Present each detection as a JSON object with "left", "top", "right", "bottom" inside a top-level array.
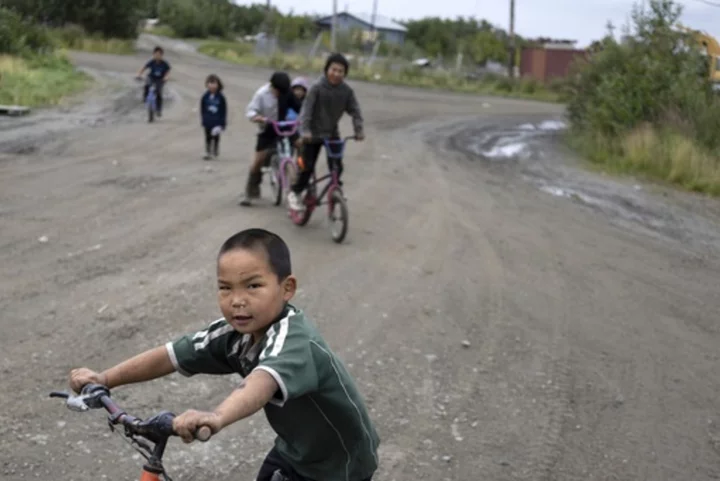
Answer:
[
  {"left": 288, "top": 54, "right": 364, "bottom": 212},
  {"left": 200, "top": 74, "right": 227, "bottom": 160},
  {"left": 241, "top": 72, "right": 302, "bottom": 206}
]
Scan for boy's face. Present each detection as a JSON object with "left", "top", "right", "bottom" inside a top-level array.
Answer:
[
  {"left": 270, "top": 86, "right": 280, "bottom": 98},
  {"left": 326, "top": 63, "right": 346, "bottom": 85},
  {"left": 153, "top": 51, "right": 163, "bottom": 61},
  {"left": 207, "top": 80, "right": 218, "bottom": 93},
  {"left": 217, "top": 248, "right": 296, "bottom": 341}
]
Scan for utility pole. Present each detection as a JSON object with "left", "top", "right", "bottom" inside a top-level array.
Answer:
[
  {"left": 331, "top": 0, "right": 338, "bottom": 52},
  {"left": 507, "top": 0, "right": 515, "bottom": 78},
  {"left": 265, "top": 0, "right": 271, "bottom": 33},
  {"left": 370, "top": 0, "right": 378, "bottom": 55}
]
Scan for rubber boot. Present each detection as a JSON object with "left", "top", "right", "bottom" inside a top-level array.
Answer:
[{"left": 239, "top": 171, "right": 263, "bottom": 206}]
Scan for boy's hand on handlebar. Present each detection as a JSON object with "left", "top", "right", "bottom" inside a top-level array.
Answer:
[
  {"left": 173, "top": 409, "right": 221, "bottom": 443},
  {"left": 69, "top": 368, "right": 107, "bottom": 393},
  {"left": 355, "top": 133, "right": 365, "bottom": 141},
  {"left": 251, "top": 115, "right": 266, "bottom": 124}
]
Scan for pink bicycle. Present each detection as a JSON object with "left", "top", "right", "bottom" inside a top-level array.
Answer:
[
  {"left": 262, "top": 120, "right": 299, "bottom": 207},
  {"left": 289, "top": 137, "right": 353, "bottom": 244}
]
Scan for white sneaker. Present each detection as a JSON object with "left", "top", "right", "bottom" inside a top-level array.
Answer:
[{"left": 287, "top": 191, "right": 304, "bottom": 211}]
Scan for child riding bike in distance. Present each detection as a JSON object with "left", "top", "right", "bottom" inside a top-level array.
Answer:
[
  {"left": 68, "top": 228, "right": 380, "bottom": 481},
  {"left": 288, "top": 53, "right": 364, "bottom": 212},
  {"left": 136, "top": 46, "right": 171, "bottom": 117}
]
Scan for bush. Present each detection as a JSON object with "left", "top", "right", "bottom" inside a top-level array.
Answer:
[
  {"left": 566, "top": 0, "right": 720, "bottom": 194},
  {"left": 0, "top": 7, "right": 54, "bottom": 56},
  {"left": 567, "top": 0, "right": 713, "bottom": 138}
]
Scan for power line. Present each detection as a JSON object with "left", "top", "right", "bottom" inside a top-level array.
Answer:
[{"left": 688, "top": 0, "right": 720, "bottom": 7}]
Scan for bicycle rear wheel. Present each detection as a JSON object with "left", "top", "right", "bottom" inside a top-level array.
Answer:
[
  {"left": 328, "top": 189, "right": 348, "bottom": 243},
  {"left": 147, "top": 94, "right": 155, "bottom": 123}
]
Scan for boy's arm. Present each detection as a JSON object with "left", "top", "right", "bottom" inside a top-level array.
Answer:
[
  {"left": 245, "top": 87, "right": 264, "bottom": 121},
  {"left": 299, "top": 84, "right": 319, "bottom": 137},
  {"left": 136, "top": 60, "right": 150, "bottom": 77},
  {"left": 346, "top": 89, "right": 364, "bottom": 138},
  {"left": 70, "top": 346, "right": 174, "bottom": 392},
  {"left": 163, "top": 62, "right": 171, "bottom": 81},
  {"left": 199, "top": 95, "right": 205, "bottom": 125},
  {"left": 172, "top": 369, "right": 276, "bottom": 442}
]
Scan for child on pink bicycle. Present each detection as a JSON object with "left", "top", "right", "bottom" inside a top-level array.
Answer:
[
  {"left": 242, "top": 72, "right": 303, "bottom": 206},
  {"left": 287, "top": 54, "right": 364, "bottom": 211},
  {"left": 68, "top": 228, "right": 379, "bottom": 481}
]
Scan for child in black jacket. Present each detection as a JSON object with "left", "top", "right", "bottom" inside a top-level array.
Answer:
[{"left": 200, "top": 74, "right": 227, "bottom": 160}]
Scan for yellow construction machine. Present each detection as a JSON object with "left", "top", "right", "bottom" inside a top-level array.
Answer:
[{"left": 677, "top": 24, "right": 720, "bottom": 89}]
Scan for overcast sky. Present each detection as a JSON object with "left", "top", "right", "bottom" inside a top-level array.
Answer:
[{"left": 232, "top": 0, "right": 719, "bottom": 47}]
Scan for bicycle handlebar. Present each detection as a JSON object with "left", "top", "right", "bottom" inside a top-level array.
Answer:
[
  {"left": 266, "top": 119, "right": 299, "bottom": 137},
  {"left": 50, "top": 384, "right": 212, "bottom": 442}
]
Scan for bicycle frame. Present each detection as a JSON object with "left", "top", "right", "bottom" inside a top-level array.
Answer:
[
  {"left": 306, "top": 137, "right": 353, "bottom": 214},
  {"left": 268, "top": 120, "right": 299, "bottom": 188}
]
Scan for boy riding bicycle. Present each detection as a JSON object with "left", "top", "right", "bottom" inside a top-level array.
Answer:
[
  {"left": 136, "top": 46, "right": 171, "bottom": 116},
  {"left": 68, "top": 228, "right": 379, "bottom": 481},
  {"left": 288, "top": 53, "right": 364, "bottom": 211},
  {"left": 241, "top": 72, "right": 302, "bottom": 206}
]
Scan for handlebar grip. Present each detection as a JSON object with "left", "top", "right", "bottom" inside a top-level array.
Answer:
[{"left": 195, "top": 425, "right": 212, "bottom": 442}]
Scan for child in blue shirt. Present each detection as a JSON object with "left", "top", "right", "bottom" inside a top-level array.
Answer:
[
  {"left": 136, "top": 46, "right": 171, "bottom": 116},
  {"left": 200, "top": 74, "right": 227, "bottom": 160}
]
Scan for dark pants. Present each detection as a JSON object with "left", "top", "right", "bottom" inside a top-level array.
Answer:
[
  {"left": 256, "top": 447, "right": 373, "bottom": 481},
  {"left": 291, "top": 140, "right": 344, "bottom": 194},
  {"left": 204, "top": 127, "right": 220, "bottom": 155},
  {"left": 143, "top": 79, "right": 164, "bottom": 112}
]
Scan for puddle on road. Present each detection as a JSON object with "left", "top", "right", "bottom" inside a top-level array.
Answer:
[
  {"left": 451, "top": 118, "right": 720, "bottom": 254},
  {"left": 467, "top": 119, "right": 567, "bottom": 161}
]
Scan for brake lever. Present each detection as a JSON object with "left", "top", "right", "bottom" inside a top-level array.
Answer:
[
  {"left": 50, "top": 390, "right": 90, "bottom": 412},
  {"left": 49, "top": 384, "right": 110, "bottom": 412}
]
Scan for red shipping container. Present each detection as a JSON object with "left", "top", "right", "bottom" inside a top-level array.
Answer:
[{"left": 520, "top": 46, "right": 588, "bottom": 82}]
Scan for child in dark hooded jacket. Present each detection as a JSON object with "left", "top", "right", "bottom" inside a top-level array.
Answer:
[{"left": 200, "top": 74, "right": 227, "bottom": 160}]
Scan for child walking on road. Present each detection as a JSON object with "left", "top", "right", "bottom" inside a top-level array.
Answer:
[
  {"left": 68, "top": 228, "right": 380, "bottom": 481},
  {"left": 200, "top": 74, "right": 227, "bottom": 160}
]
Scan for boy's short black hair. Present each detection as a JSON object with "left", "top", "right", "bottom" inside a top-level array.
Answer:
[
  {"left": 270, "top": 72, "right": 291, "bottom": 93},
  {"left": 153, "top": 46, "right": 164, "bottom": 54},
  {"left": 324, "top": 53, "right": 349, "bottom": 75},
  {"left": 205, "top": 73, "right": 224, "bottom": 91},
  {"left": 218, "top": 228, "right": 291, "bottom": 280}
]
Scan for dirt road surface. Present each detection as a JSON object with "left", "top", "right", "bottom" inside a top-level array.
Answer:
[{"left": 2, "top": 39, "right": 719, "bottom": 481}]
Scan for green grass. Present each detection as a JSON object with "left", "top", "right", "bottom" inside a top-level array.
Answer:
[
  {"left": 0, "top": 54, "right": 90, "bottom": 107},
  {"left": 197, "top": 40, "right": 563, "bottom": 103},
  {"left": 568, "top": 125, "right": 720, "bottom": 196},
  {"left": 147, "top": 25, "right": 178, "bottom": 38}
]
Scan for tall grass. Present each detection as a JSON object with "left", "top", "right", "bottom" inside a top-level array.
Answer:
[
  {"left": 571, "top": 125, "right": 720, "bottom": 195},
  {"left": 50, "top": 25, "right": 135, "bottom": 55},
  {"left": 0, "top": 54, "right": 89, "bottom": 107}
]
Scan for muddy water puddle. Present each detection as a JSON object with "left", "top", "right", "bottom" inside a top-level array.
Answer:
[{"left": 451, "top": 118, "right": 720, "bottom": 256}]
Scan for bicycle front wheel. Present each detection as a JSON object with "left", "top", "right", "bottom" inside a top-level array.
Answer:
[
  {"left": 328, "top": 189, "right": 348, "bottom": 243},
  {"left": 269, "top": 155, "right": 282, "bottom": 206}
]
